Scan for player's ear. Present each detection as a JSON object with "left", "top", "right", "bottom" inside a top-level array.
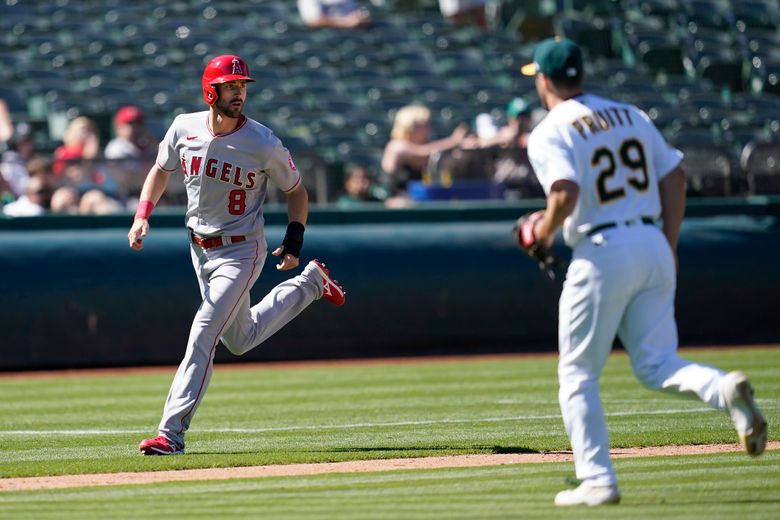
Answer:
[{"left": 540, "top": 73, "right": 553, "bottom": 91}]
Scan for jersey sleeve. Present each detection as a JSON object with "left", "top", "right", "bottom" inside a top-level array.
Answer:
[
  {"left": 266, "top": 137, "right": 302, "bottom": 193},
  {"left": 155, "top": 117, "right": 181, "bottom": 172},
  {"left": 527, "top": 126, "right": 578, "bottom": 193},
  {"left": 636, "top": 109, "right": 683, "bottom": 180}
]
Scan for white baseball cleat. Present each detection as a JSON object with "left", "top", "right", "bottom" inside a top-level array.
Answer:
[
  {"left": 554, "top": 482, "right": 620, "bottom": 507},
  {"left": 722, "top": 370, "right": 768, "bottom": 457}
]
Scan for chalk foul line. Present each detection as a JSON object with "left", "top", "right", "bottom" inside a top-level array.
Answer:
[{"left": 0, "top": 407, "right": 718, "bottom": 436}]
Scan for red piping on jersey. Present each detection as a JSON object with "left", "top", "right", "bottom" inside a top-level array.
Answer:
[
  {"left": 178, "top": 238, "right": 260, "bottom": 430},
  {"left": 284, "top": 175, "right": 302, "bottom": 193},
  {"left": 157, "top": 161, "right": 178, "bottom": 173},
  {"left": 207, "top": 114, "right": 247, "bottom": 138}
]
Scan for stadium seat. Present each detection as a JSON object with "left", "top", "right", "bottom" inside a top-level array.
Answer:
[
  {"left": 740, "top": 139, "right": 780, "bottom": 194},
  {"left": 750, "top": 58, "right": 780, "bottom": 95},
  {"left": 733, "top": 95, "right": 780, "bottom": 140},
  {"left": 670, "top": 126, "right": 721, "bottom": 147},
  {"left": 626, "top": 0, "right": 683, "bottom": 24},
  {"left": 627, "top": 31, "right": 687, "bottom": 75},
  {"left": 677, "top": 142, "right": 736, "bottom": 196},
  {"left": 637, "top": 98, "right": 682, "bottom": 130},
  {"left": 688, "top": 27, "right": 742, "bottom": 58},
  {"left": 556, "top": 13, "right": 617, "bottom": 60},
  {"left": 562, "top": 0, "right": 621, "bottom": 16},
  {"left": 682, "top": 0, "right": 735, "bottom": 31},
  {"left": 742, "top": 32, "right": 780, "bottom": 89},
  {"left": 0, "top": 86, "right": 27, "bottom": 116},
  {"left": 733, "top": 0, "right": 780, "bottom": 31},
  {"left": 691, "top": 47, "right": 748, "bottom": 92}
]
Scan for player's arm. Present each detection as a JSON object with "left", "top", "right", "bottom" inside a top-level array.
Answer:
[
  {"left": 658, "top": 165, "right": 686, "bottom": 254},
  {"left": 273, "top": 181, "right": 309, "bottom": 271},
  {"left": 127, "top": 165, "right": 171, "bottom": 250},
  {"left": 534, "top": 179, "right": 579, "bottom": 248}
]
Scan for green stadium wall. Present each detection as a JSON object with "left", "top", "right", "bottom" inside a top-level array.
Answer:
[{"left": 0, "top": 199, "right": 778, "bottom": 370}]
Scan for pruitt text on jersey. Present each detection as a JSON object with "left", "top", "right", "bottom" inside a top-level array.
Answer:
[{"left": 570, "top": 105, "right": 634, "bottom": 140}]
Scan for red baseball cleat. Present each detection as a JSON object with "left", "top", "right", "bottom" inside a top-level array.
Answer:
[
  {"left": 309, "top": 260, "right": 345, "bottom": 307},
  {"left": 138, "top": 435, "right": 183, "bottom": 455}
]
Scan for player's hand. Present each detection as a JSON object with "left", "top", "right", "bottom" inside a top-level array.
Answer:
[
  {"left": 272, "top": 246, "right": 299, "bottom": 271},
  {"left": 128, "top": 218, "right": 149, "bottom": 251}
]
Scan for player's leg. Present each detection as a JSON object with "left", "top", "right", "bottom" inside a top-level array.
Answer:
[
  {"left": 557, "top": 252, "right": 628, "bottom": 489},
  {"left": 221, "top": 260, "right": 329, "bottom": 355},
  {"left": 618, "top": 229, "right": 723, "bottom": 404},
  {"left": 155, "top": 241, "right": 265, "bottom": 449},
  {"left": 619, "top": 227, "right": 767, "bottom": 455}
]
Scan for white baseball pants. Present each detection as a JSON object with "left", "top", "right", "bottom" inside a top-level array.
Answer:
[{"left": 558, "top": 224, "right": 727, "bottom": 486}]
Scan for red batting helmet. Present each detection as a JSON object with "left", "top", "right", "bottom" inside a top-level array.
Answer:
[{"left": 201, "top": 54, "right": 255, "bottom": 105}]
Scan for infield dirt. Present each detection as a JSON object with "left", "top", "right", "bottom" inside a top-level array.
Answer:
[{"left": 1, "top": 441, "right": 777, "bottom": 492}]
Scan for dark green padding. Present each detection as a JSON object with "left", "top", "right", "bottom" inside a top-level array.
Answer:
[{"left": 0, "top": 204, "right": 778, "bottom": 370}]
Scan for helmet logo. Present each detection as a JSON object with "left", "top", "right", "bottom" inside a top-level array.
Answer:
[{"left": 231, "top": 58, "right": 243, "bottom": 75}]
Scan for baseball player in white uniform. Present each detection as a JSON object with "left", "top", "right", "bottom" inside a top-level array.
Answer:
[
  {"left": 127, "top": 54, "right": 345, "bottom": 455},
  {"left": 516, "top": 38, "right": 767, "bottom": 506}
]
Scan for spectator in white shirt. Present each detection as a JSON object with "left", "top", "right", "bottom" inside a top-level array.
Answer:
[
  {"left": 438, "top": 0, "right": 487, "bottom": 30},
  {"left": 297, "top": 0, "right": 372, "bottom": 29},
  {"left": 2, "top": 175, "right": 52, "bottom": 216}
]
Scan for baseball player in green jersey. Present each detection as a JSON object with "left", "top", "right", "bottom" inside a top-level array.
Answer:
[
  {"left": 127, "top": 54, "right": 345, "bottom": 455},
  {"left": 515, "top": 38, "right": 767, "bottom": 506}
]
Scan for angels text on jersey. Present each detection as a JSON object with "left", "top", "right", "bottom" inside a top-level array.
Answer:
[{"left": 180, "top": 155, "right": 258, "bottom": 189}]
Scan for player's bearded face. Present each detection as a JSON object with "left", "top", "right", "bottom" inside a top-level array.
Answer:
[{"left": 215, "top": 81, "right": 247, "bottom": 119}]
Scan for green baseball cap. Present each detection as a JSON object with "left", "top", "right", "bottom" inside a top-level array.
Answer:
[
  {"left": 506, "top": 97, "right": 532, "bottom": 117},
  {"left": 520, "top": 37, "right": 583, "bottom": 80}
]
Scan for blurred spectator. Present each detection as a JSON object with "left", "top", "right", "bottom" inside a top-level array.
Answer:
[
  {"left": 78, "top": 188, "right": 123, "bottom": 215},
  {"left": 0, "top": 99, "right": 12, "bottom": 145},
  {"left": 438, "top": 0, "right": 487, "bottom": 30},
  {"left": 49, "top": 185, "right": 123, "bottom": 215},
  {"left": 0, "top": 122, "right": 36, "bottom": 198},
  {"left": 104, "top": 105, "right": 156, "bottom": 160},
  {"left": 336, "top": 164, "right": 388, "bottom": 207},
  {"left": 50, "top": 185, "right": 81, "bottom": 214},
  {"left": 381, "top": 104, "right": 469, "bottom": 197},
  {"left": 490, "top": 98, "right": 544, "bottom": 196},
  {"left": 2, "top": 175, "right": 53, "bottom": 216},
  {"left": 52, "top": 116, "right": 101, "bottom": 178},
  {"left": 298, "top": 0, "right": 372, "bottom": 29},
  {"left": 26, "top": 156, "right": 52, "bottom": 179},
  {"left": 467, "top": 97, "right": 535, "bottom": 150}
]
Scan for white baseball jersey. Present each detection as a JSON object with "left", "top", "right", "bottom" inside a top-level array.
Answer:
[
  {"left": 527, "top": 94, "right": 682, "bottom": 247},
  {"left": 156, "top": 111, "right": 301, "bottom": 238}
]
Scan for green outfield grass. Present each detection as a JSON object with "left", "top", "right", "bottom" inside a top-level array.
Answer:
[
  {"left": 0, "top": 451, "right": 778, "bottom": 520},
  {"left": 0, "top": 346, "right": 778, "bottom": 518}
]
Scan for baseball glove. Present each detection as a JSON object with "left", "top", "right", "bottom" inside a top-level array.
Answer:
[{"left": 513, "top": 210, "right": 563, "bottom": 280}]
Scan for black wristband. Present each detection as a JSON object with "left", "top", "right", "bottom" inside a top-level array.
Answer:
[{"left": 281, "top": 221, "right": 305, "bottom": 258}]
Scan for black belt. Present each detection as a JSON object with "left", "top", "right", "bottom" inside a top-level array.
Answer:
[{"left": 586, "top": 217, "right": 655, "bottom": 237}]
